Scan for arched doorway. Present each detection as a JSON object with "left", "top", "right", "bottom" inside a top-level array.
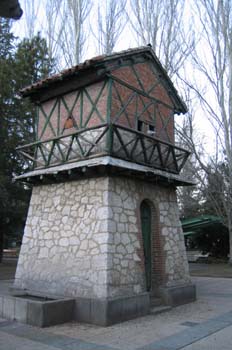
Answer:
[{"left": 140, "top": 200, "right": 152, "bottom": 291}]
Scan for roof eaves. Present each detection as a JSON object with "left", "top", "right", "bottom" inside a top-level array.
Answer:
[
  {"left": 19, "top": 47, "right": 151, "bottom": 97},
  {"left": 19, "top": 46, "right": 187, "bottom": 113},
  {"left": 147, "top": 50, "right": 187, "bottom": 114}
]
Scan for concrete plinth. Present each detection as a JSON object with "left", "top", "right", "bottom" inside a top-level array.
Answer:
[
  {"left": 159, "top": 284, "right": 196, "bottom": 306},
  {"left": 74, "top": 292, "right": 150, "bottom": 326},
  {"left": 0, "top": 294, "right": 74, "bottom": 327}
]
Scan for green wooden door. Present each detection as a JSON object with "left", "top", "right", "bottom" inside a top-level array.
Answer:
[{"left": 140, "top": 201, "right": 152, "bottom": 291}]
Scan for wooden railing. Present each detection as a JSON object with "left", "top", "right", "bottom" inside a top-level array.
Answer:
[{"left": 16, "top": 123, "right": 190, "bottom": 174}]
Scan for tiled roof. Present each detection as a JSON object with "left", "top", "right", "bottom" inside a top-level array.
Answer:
[
  {"left": 20, "top": 45, "right": 187, "bottom": 113},
  {"left": 20, "top": 46, "right": 158, "bottom": 96}
]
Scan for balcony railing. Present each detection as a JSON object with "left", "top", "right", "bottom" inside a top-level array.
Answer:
[{"left": 16, "top": 123, "right": 190, "bottom": 174}]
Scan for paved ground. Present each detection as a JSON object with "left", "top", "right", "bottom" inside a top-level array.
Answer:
[
  {"left": 0, "top": 258, "right": 17, "bottom": 280},
  {"left": 1, "top": 260, "right": 232, "bottom": 349},
  {"left": 189, "top": 262, "right": 232, "bottom": 278}
]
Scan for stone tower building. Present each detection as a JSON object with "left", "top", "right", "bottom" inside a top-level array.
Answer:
[{"left": 14, "top": 46, "right": 195, "bottom": 325}]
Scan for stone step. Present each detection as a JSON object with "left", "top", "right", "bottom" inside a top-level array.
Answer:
[{"left": 150, "top": 305, "right": 172, "bottom": 315}]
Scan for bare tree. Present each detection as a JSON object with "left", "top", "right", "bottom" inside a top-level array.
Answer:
[
  {"left": 129, "top": 0, "right": 194, "bottom": 77},
  {"left": 175, "top": 88, "right": 204, "bottom": 219},
  {"left": 177, "top": 92, "right": 232, "bottom": 259},
  {"left": 177, "top": 106, "right": 230, "bottom": 227},
  {"left": 22, "top": 0, "right": 41, "bottom": 39},
  {"left": 44, "top": 0, "right": 64, "bottom": 70},
  {"left": 57, "top": 0, "right": 92, "bottom": 66},
  {"left": 96, "top": 0, "right": 126, "bottom": 55},
  {"left": 184, "top": 0, "right": 232, "bottom": 262}
]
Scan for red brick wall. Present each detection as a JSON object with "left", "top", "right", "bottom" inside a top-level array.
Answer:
[
  {"left": 37, "top": 60, "right": 176, "bottom": 144},
  {"left": 37, "top": 80, "right": 108, "bottom": 141},
  {"left": 111, "top": 61, "right": 175, "bottom": 143}
]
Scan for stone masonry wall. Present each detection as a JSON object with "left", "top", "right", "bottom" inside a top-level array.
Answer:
[
  {"left": 15, "top": 176, "right": 191, "bottom": 299},
  {"left": 15, "top": 178, "right": 111, "bottom": 298},
  {"left": 107, "top": 177, "right": 190, "bottom": 298}
]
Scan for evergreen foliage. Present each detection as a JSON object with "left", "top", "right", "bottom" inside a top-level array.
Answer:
[
  {"left": 193, "top": 225, "right": 229, "bottom": 258},
  {"left": 0, "top": 19, "right": 53, "bottom": 261}
]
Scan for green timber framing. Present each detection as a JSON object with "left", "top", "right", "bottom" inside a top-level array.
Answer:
[
  {"left": 17, "top": 47, "right": 190, "bottom": 180},
  {"left": 17, "top": 76, "right": 190, "bottom": 175},
  {"left": 34, "top": 66, "right": 178, "bottom": 142}
]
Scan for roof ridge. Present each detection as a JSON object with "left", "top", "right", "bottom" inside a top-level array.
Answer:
[
  {"left": 19, "top": 45, "right": 187, "bottom": 114},
  {"left": 19, "top": 46, "right": 154, "bottom": 96}
]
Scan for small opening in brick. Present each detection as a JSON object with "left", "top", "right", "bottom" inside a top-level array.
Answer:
[
  {"left": 137, "top": 120, "right": 143, "bottom": 131},
  {"left": 64, "top": 116, "right": 74, "bottom": 129}
]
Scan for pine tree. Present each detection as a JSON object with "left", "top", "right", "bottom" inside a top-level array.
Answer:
[
  {"left": 14, "top": 33, "right": 54, "bottom": 144},
  {"left": 0, "top": 26, "right": 54, "bottom": 262},
  {"left": 0, "top": 19, "right": 16, "bottom": 261}
]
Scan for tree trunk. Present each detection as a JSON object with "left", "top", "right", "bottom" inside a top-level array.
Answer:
[
  {"left": 228, "top": 216, "right": 232, "bottom": 264},
  {"left": 0, "top": 231, "right": 4, "bottom": 263}
]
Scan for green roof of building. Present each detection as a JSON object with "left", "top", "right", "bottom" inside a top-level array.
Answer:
[{"left": 181, "top": 215, "right": 225, "bottom": 236}]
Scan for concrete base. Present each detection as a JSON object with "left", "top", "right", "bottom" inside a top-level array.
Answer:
[
  {"left": 0, "top": 286, "right": 196, "bottom": 327},
  {"left": 0, "top": 294, "right": 74, "bottom": 327},
  {"left": 159, "top": 284, "right": 196, "bottom": 306},
  {"left": 0, "top": 291, "right": 150, "bottom": 327},
  {"left": 74, "top": 292, "right": 150, "bottom": 326}
]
